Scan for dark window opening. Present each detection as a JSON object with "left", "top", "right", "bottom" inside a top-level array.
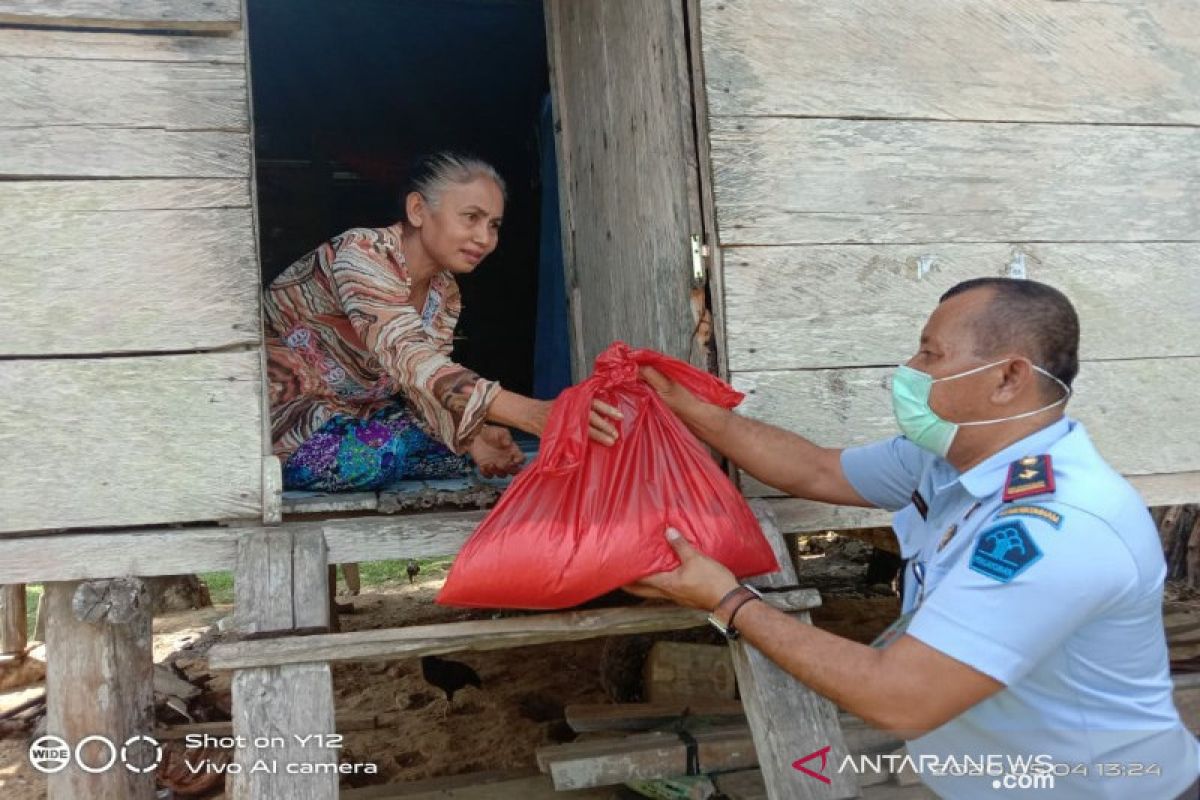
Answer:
[{"left": 246, "top": 0, "right": 568, "bottom": 398}]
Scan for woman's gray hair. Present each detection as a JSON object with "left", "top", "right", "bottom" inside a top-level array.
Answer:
[{"left": 402, "top": 152, "right": 507, "bottom": 215}]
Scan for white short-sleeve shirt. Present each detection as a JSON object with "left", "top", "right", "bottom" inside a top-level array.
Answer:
[{"left": 842, "top": 418, "right": 1199, "bottom": 798}]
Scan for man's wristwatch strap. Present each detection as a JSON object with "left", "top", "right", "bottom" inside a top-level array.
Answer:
[{"left": 707, "top": 584, "right": 763, "bottom": 640}]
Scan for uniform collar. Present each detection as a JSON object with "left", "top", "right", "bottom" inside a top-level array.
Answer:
[{"left": 941, "top": 417, "right": 1073, "bottom": 499}]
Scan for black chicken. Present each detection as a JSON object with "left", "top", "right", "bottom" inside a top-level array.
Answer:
[
  {"left": 420, "top": 655, "right": 482, "bottom": 702},
  {"left": 406, "top": 559, "right": 421, "bottom": 584}
]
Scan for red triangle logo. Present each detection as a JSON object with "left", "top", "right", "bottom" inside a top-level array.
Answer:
[{"left": 792, "top": 745, "right": 832, "bottom": 784}]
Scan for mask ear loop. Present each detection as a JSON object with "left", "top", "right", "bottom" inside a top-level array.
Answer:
[{"left": 956, "top": 364, "right": 1072, "bottom": 428}]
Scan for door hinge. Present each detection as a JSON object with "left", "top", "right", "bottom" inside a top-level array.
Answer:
[{"left": 690, "top": 234, "right": 708, "bottom": 285}]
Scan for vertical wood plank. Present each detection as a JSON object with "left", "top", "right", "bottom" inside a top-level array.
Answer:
[
  {"left": 229, "top": 529, "right": 337, "bottom": 799},
  {"left": 731, "top": 611, "right": 858, "bottom": 800},
  {"left": 44, "top": 580, "right": 155, "bottom": 800},
  {"left": 746, "top": 500, "right": 799, "bottom": 590},
  {"left": 0, "top": 584, "right": 27, "bottom": 655},
  {"left": 234, "top": 529, "right": 293, "bottom": 634},
  {"left": 546, "top": 0, "right": 703, "bottom": 367},
  {"left": 292, "top": 530, "right": 330, "bottom": 630}
]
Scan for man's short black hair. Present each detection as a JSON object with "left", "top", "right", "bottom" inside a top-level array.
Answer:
[{"left": 940, "top": 278, "right": 1080, "bottom": 393}]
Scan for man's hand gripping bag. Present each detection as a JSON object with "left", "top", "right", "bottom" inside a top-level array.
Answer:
[{"left": 437, "top": 342, "right": 778, "bottom": 609}]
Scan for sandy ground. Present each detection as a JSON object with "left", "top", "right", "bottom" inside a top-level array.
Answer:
[{"left": 0, "top": 551, "right": 899, "bottom": 799}]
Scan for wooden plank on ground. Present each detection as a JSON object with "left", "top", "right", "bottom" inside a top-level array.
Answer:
[
  {"left": 537, "top": 724, "right": 758, "bottom": 790},
  {"left": 644, "top": 642, "right": 737, "bottom": 705},
  {"left": 0, "top": 180, "right": 259, "bottom": 355},
  {"left": 730, "top": 610, "right": 858, "bottom": 799},
  {"left": 732, "top": 357, "right": 1200, "bottom": 485},
  {"left": 565, "top": 701, "right": 747, "bottom": 733},
  {"left": 0, "top": 26, "right": 244, "bottom": 61},
  {"left": 207, "top": 590, "right": 822, "bottom": 671},
  {"left": 723, "top": 243, "right": 1200, "bottom": 371},
  {"left": 0, "top": 127, "right": 248, "bottom": 179},
  {"left": 1, "top": 54, "right": 247, "bottom": 129},
  {"left": 0, "top": 0, "right": 241, "bottom": 31},
  {"left": 0, "top": 352, "right": 262, "bottom": 533},
  {"left": 341, "top": 771, "right": 615, "bottom": 799},
  {"left": 701, "top": 0, "right": 1200, "bottom": 124},
  {"left": 710, "top": 118, "right": 1200, "bottom": 245},
  {"left": 715, "top": 769, "right": 937, "bottom": 800}
]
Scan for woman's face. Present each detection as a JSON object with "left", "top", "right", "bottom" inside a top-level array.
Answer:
[{"left": 408, "top": 177, "right": 504, "bottom": 274}]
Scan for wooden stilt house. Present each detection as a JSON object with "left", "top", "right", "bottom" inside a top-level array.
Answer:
[{"left": 0, "top": 1, "right": 1196, "bottom": 798}]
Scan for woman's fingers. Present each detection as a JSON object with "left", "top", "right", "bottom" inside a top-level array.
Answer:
[
  {"left": 591, "top": 399, "right": 623, "bottom": 420},
  {"left": 587, "top": 413, "right": 618, "bottom": 446}
]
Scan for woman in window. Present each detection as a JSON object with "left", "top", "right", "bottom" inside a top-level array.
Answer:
[{"left": 264, "top": 152, "right": 619, "bottom": 492}]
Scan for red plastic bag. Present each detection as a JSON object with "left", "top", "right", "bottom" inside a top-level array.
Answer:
[{"left": 437, "top": 342, "right": 778, "bottom": 609}]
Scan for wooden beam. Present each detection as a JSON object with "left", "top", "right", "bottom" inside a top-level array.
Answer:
[
  {"left": 565, "top": 700, "right": 747, "bottom": 733},
  {"left": 761, "top": 474, "right": 1200, "bottom": 534},
  {"left": 537, "top": 724, "right": 758, "bottom": 790},
  {"left": 0, "top": 127, "right": 249, "bottom": 179},
  {"left": 710, "top": 118, "right": 1200, "bottom": 246},
  {"left": 0, "top": 585, "right": 27, "bottom": 655},
  {"left": 0, "top": 26, "right": 244, "bottom": 62},
  {"left": 0, "top": 180, "right": 259, "bottom": 356},
  {"left": 44, "top": 579, "right": 155, "bottom": 798},
  {"left": 723, "top": 243, "right": 1200, "bottom": 372},
  {"left": 207, "top": 590, "right": 822, "bottom": 671},
  {"left": 1, "top": 56, "right": 248, "bottom": 130},
  {"left": 701, "top": 0, "right": 1200, "bottom": 124},
  {"left": 0, "top": 0, "right": 241, "bottom": 31},
  {"left": 0, "top": 352, "right": 263, "bottom": 534},
  {"left": 734, "top": 359, "right": 1200, "bottom": 482}
]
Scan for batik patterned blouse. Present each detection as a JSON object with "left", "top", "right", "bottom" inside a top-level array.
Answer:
[{"left": 263, "top": 225, "right": 499, "bottom": 457}]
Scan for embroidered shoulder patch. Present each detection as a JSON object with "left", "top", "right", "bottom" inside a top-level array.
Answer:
[
  {"left": 1002, "top": 455, "right": 1055, "bottom": 502},
  {"left": 969, "top": 520, "right": 1042, "bottom": 583},
  {"left": 994, "top": 505, "right": 1063, "bottom": 530}
]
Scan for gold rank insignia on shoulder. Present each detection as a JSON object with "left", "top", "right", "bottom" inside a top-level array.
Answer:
[
  {"left": 996, "top": 505, "right": 1064, "bottom": 529},
  {"left": 1002, "top": 454, "right": 1055, "bottom": 502}
]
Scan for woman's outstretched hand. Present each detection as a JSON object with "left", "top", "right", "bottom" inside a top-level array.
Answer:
[{"left": 468, "top": 425, "right": 525, "bottom": 478}]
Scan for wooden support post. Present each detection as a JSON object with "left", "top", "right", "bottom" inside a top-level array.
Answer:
[
  {"left": 44, "top": 578, "right": 155, "bottom": 800},
  {"left": 1, "top": 584, "right": 27, "bottom": 655},
  {"left": 737, "top": 502, "right": 859, "bottom": 799},
  {"left": 229, "top": 528, "right": 338, "bottom": 800}
]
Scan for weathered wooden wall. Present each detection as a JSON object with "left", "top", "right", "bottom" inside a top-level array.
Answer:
[
  {"left": 546, "top": 0, "right": 703, "bottom": 375},
  {"left": 0, "top": 12, "right": 263, "bottom": 533},
  {"left": 700, "top": 0, "right": 1200, "bottom": 528}
]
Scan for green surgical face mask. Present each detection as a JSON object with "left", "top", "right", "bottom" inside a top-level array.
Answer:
[{"left": 891, "top": 359, "right": 1071, "bottom": 458}]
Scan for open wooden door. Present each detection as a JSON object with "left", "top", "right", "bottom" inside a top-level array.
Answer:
[{"left": 545, "top": 0, "right": 705, "bottom": 378}]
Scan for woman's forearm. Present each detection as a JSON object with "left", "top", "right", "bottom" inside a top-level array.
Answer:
[{"left": 485, "top": 389, "right": 549, "bottom": 436}]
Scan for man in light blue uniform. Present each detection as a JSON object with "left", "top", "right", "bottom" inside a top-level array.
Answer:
[{"left": 628, "top": 278, "right": 1198, "bottom": 798}]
